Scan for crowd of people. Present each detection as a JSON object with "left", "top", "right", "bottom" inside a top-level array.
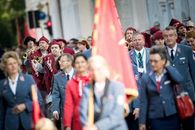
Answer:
[{"left": 0, "top": 18, "right": 195, "bottom": 130}]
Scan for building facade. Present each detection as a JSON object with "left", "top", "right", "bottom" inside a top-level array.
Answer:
[{"left": 25, "top": 0, "right": 195, "bottom": 40}]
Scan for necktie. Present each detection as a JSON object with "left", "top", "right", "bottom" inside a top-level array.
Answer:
[
  {"left": 171, "top": 49, "right": 174, "bottom": 60},
  {"left": 156, "top": 81, "right": 161, "bottom": 92},
  {"left": 66, "top": 74, "right": 70, "bottom": 80},
  {"left": 138, "top": 52, "right": 143, "bottom": 68}
]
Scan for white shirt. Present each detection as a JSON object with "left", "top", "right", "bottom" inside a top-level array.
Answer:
[
  {"left": 135, "top": 48, "right": 147, "bottom": 73},
  {"left": 8, "top": 74, "right": 19, "bottom": 95},
  {"left": 65, "top": 67, "right": 74, "bottom": 79},
  {"left": 167, "top": 44, "right": 177, "bottom": 57}
]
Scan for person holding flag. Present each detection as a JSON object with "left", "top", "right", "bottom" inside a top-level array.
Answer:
[{"left": 80, "top": 55, "right": 128, "bottom": 130}]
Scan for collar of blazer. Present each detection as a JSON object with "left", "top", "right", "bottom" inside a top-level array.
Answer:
[
  {"left": 4, "top": 73, "right": 25, "bottom": 86},
  {"left": 166, "top": 44, "right": 181, "bottom": 62}
]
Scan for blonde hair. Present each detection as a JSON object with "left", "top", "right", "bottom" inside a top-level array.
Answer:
[
  {"left": 88, "top": 55, "right": 110, "bottom": 78},
  {"left": 35, "top": 118, "right": 57, "bottom": 130},
  {"left": 0, "top": 51, "right": 22, "bottom": 76}
]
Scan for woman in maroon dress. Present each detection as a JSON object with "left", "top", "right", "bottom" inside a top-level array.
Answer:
[{"left": 63, "top": 53, "right": 90, "bottom": 130}]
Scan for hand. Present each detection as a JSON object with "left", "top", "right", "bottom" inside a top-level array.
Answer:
[
  {"left": 133, "top": 108, "right": 140, "bottom": 120},
  {"left": 64, "top": 127, "right": 71, "bottom": 130},
  {"left": 83, "top": 125, "right": 98, "bottom": 130},
  {"left": 12, "top": 103, "right": 26, "bottom": 114},
  {"left": 53, "top": 111, "right": 59, "bottom": 120},
  {"left": 139, "top": 124, "right": 146, "bottom": 130}
]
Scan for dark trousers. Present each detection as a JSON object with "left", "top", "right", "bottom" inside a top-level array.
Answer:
[
  {"left": 181, "top": 101, "right": 195, "bottom": 130},
  {"left": 125, "top": 112, "right": 139, "bottom": 130},
  {"left": 149, "top": 114, "right": 181, "bottom": 130}
]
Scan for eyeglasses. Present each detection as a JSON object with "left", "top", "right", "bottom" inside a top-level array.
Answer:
[{"left": 150, "top": 59, "right": 162, "bottom": 64}]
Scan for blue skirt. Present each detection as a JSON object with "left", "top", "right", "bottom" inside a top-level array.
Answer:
[{"left": 149, "top": 114, "right": 181, "bottom": 130}]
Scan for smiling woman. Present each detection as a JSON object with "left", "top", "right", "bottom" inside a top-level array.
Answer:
[{"left": 0, "top": 51, "right": 42, "bottom": 130}]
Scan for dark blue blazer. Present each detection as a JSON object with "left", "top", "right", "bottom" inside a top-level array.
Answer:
[
  {"left": 130, "top": 64, "right": 141, "bottom": 110},
  {"left": 129, "top": 48, "right": 151, "bottom": 73},
  {"left": 139, "top": 66, "right": 183, "bottom": 124},
  {"left": 166, "top": 44, "right": 195, "bottom": 101},
  {"left": 0, "top": 73, "right": 41, "bottom": 130},
  {"left": 51, "top": 70, "right": 70, "bottom": 115}
]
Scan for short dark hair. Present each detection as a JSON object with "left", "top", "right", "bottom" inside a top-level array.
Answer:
[
  {"left": 150, "top": 45, "right": 168, "bottom": 62},
  {"left": 73, "top": 53, "right": 88, "bottom": 67}
]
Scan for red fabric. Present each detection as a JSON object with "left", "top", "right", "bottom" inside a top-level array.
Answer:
[
  {"left": 24, "top": 20, "right": 29, "bottom": 37},
  {"left": 16, "top": 18, "right": 22, "bottom": 46},
  {"left": 92, "top": 0, "right": 138, "bottom": 99},
  {"left": 63, "top": 47, "right": 75, "bottom": 55},
  {"left": 43, "top": 54, "right": 58, "bottom": 93},
  {"left": 63, "top": 74, "right": 90, "bottom": 130},
  {"left": 31, "top": 85, "right": 41, "bottom": 130},
  {"left": 38, "top": 36, "right": 49, "bottom": 44}
]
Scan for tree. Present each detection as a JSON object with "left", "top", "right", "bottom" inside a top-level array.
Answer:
[{"left": 0, "top": 0, "right": 25, "bottom": 49}]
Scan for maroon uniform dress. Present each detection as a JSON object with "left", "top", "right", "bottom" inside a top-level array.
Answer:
[
  {"left": 43, "top": 53, "right": 58, "bottom": 94},
  {"left": 63, "top": 74, "right": 90, "bottom": 130},
  {"left": 27, "top": 50, "right": 45, "bottom": 91}
]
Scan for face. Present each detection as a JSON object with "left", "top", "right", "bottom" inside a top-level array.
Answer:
[
  {"left": 163, "top": 30, "right": 177, "bottom": 48},
  {"left": 154, "top": 39, "right": 165, "bottom": 46},
  {"left": 87, "top": 37, "right": 92, "bottom": 46},
  {"left": 74, "top": 56, "right": 88, "bottom": 74},
  {"left": 77, "top": 43, "right": 86, "bottom": 52},
  {"left": 89, "top": 61, "right": 107, "bottom": 82},
  {"left": 125, "top": 30, "right": 134, "bottom": 41},
  {"left": 187, "top": 37, "right": 195, "bottom": 50},
  {"left": 133, "top": 34, "right": 145, "bottom": 51},
  {"left": 150, "top": 54, "right": 166, "bottom": 72},
  {"left": 58, "top": 56, "right": 72, "bottom": 70},
  {"left": 27, "top": 40, "right": 35, "bottom": 49},
  {"left": 5, "top": 57, "right": 20, "bottom": 76},
  {"left": 178, "top": 26, "right": 187, "bottom": 36},
  {"left": 51, "top": 45, "right": 61, "bottom": 57},
  {"left": 39, "top": 41, "right": 49, "bottom": 51}
]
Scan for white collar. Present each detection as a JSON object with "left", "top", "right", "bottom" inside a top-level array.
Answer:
[
  {"left": 66, "top": 67, "right": 74, "bottom": 78},
  {"left": 135, "top": 48, "right": 145, "bottom": 55},
  {"left": 167, "top": 43, "right": 177, "bottom": 52},
  {"left": 8, "top": 73, "right": 19, "bottom": 84}
]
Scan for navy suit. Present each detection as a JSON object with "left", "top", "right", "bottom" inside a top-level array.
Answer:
[
  {"left": 166, "top": 44, "right": 195, "bottom": 101},
  {"left": 139, "top": 66, "right": 183, "bottom": 130},
  {"left": 80, "top": 80, "right": 128, "bottom": 130},
  {"left": 0, "top": 73, "right": 41, "bottom": 130},
  {"left": 129, "top": 48, "right": 151, "bottom": 74}
]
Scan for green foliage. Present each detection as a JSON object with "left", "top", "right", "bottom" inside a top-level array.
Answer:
[{"left": 0, "top": 0, "right": 25, "bottom": 49}]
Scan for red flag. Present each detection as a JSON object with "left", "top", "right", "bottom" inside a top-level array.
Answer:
[
  {"left": 31, "top": 85, "right": 41, "bottom": 129},
  {"left": 92, "top": 0, "right": 138, "bottom": 100},
  {"left": 16, "top": 18, "right": 22, "bottom": 46}
]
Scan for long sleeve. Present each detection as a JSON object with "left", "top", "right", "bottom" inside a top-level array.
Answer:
[
  {"left": 94, "top": 82, "right": 126, "bottom": 130},
  {"left": 63, "top": 82, "right": 74, "bottom": 127},
  {"left": 52, "top": 75, "right": 60, "bottom": 113},
  {"left": 139, "top": 75, "right": 148, "bottom": 124}
]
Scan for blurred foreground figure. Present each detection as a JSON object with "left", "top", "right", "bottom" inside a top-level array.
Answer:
[
  {"left": 36, "top": 118, "right": 57, "bottom": 130},
  {"left": 80, "top": 55, "right": 128, "bottom": 130}
]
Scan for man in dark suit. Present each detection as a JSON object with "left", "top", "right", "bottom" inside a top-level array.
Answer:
[
  {"left": 163, "top": 26, "right": 195, "bottom": 130},
  {"left": 129, "top": 32, "right": 151, "bottom": 77}
]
